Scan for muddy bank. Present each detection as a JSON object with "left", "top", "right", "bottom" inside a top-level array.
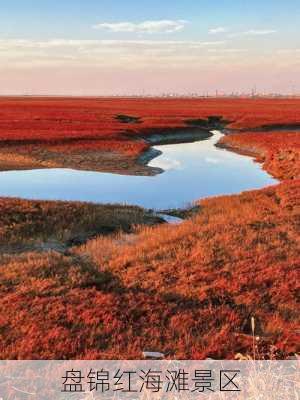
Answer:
[
  {"left": 0, "top": 144, "right": 162, "bottom": 176},
  {"left": 245, "top": 123, "right": 300, "bottom": 132},
  {"left": 136, "top": 128, "right": 213, "bottom": 175},
  {"left": 0, "top": 195, "right": 193, "bottom": 257},
  {"left": 217, "top": 131, "right": 300, "bottom": 180},
  {"left": 0, "top": 127, "right": 212, "bottom": 176},
  {"left": 137, "top": 147, "right": 163, "bottom": 175},
  {"left": 184, "top": 115, "right": 230, "bottom": 130},
  {"left": 0, "top": 112, "right": 297, "bottom": 177},
  {"left": 139, "top": 127, "right": 212, "bottom": 145},
  {"left": 0, "top": 115, "right": 221, "bottom": 174},
  {"left": 0, "top": 198, "right": 166, "bottom": 256},
  {"left": 216, "top": 140, "right": 265, "bottom": 160}
]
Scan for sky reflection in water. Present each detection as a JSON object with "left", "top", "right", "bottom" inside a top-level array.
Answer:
[{"left": 0, "top": 132, "right": 277, "bottom": 209}]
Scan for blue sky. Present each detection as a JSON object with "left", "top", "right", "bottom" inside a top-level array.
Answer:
[
  {"left": 1, "top": 0, "right": 299, "bottom": 94},
  {"left": 2, "top": 0, "right": 299, "bottom": 40}
]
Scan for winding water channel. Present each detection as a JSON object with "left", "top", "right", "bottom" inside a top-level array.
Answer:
[{"left": 0, "top": 131, "right": 277, "bottom": 209}]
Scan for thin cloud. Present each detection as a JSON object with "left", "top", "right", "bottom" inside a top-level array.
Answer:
[
  {"left": 0, "top": 39, "right": 225, "bottom": 49},
  {"left": 205, "top": 157, "right": 220, "bottom": 164},
  {"left": 0, "top": 38, "right": 230, "bottom": 69},
  {"left": 207, "top": 48, "right": 247, "bottom": 53},
  {"left": 209, "top": 27, "right": 228, "bottom": 34},
  {"left": 277, "top": 49, "right": 300, "bottom": 54},
  {"left": 93, "top": 20, "right": 188, "bottom": 34},
  {"left": 151, "top": 157, "right": 182, "bottom": 170},
  {"left": 229, "top": 29, "right": 277, "bottom": 38},
  {"left": 243, "top": 29, "right": 277, "bottom": 35}
]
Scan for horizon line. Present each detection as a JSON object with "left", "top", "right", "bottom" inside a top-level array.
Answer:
[{"left": 1, "top": 93, "right": 300, "bottom": 99}]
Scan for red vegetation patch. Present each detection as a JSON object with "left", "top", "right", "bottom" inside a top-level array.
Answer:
[
  {"left": 1, "top": 96, "right": 300, "bottom": 145},
  {"left": 220, "top": 131, "right": 300, "bottom": 180},
  {"left": 0, "top": 97, "right": 299, "bottom": 360},
  {"left": 0, "top": 181, "right": 299, "bottom": 359}
]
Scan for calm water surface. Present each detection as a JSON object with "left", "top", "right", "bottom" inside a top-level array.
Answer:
[{"left": 0, "top": 131, "right": 277, "bottom": 209}]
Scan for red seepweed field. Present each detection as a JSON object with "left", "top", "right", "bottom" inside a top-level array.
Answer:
[
  {"left": 1, "top": 97, "right": 300, "bottom": 143},
  {"left": 0, "top": 96, "right": 299, "bottom": 360}
]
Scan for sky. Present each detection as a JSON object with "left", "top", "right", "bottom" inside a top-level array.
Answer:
[{"left": 1, "top": 0, "right": 300, "bottom": 95}]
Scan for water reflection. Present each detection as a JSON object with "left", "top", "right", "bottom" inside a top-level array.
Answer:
[{"left": 0, "top": 131, "right": 277, "bottom": 209}]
